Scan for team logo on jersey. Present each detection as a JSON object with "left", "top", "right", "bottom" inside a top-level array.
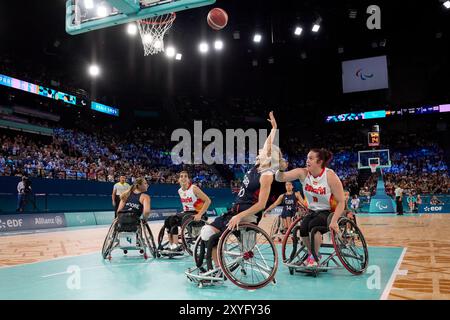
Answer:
[
  {"left": 305, "top": 184, "right": 326, "bottom": 195},
  {"left": 243, "top": 175, "right": 249, "bottom": 188}
]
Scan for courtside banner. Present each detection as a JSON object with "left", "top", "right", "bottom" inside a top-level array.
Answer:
[
  {"left": 0, "top": 213, "right": 66, "bottom": 232},
  {"left": 147, "top": 209, "right": 178, "bottom": 221},
  {"left": 342, "top": 55, "right": 389, "bottom": 93},
  {"left": 418, "top": 204, "right": 450, "bottom": 214}
]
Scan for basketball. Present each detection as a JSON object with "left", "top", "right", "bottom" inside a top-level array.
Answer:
[{"left": 207, "top": 8, "right": 228, "bottom": 31}]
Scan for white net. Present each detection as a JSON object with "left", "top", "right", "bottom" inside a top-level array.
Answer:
[{"left": 137, "top": 13, "right": 176, "bottom": 56}]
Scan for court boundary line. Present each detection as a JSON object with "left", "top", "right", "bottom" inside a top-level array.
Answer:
[{"left": 380, "top": 247, "right": 407, "bottom": 300}]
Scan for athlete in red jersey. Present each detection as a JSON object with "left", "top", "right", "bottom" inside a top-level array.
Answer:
[
  {"left": 275, "top": 148, "right": 345, "bottom": 267},
  {"left": 163, "top": 171, "right": 211, "bottom": 251}
]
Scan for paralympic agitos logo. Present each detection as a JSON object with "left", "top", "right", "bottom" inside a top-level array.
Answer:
[{"left": 355, "top": 68, "right": 374, "bottom": 80}]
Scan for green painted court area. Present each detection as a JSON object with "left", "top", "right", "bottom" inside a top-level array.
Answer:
[{"left": 0, "top": 246, "right": 403, "bottom": 300}]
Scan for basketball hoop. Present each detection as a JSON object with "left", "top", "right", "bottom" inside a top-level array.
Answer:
[
  {"left": 137, "top": 13, "right": 176, "bottom": 56},
  {"left": 369, "top": 164, "right": 378, "bottom": 173}
]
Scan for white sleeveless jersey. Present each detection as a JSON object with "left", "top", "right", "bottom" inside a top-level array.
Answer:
[
  {"left": 178, "top": 184, "right": 204, "bottom": 212},
  {"left": 301, "top": 168, "right": 337, "bottom": 212}
]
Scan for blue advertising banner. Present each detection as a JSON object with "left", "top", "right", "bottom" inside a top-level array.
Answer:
[
  {"left": 0, "top": 213, "right": 66, "bottom": 233},
  {"left": 418, "top": 204, "right": 450, "bottom": 214}
]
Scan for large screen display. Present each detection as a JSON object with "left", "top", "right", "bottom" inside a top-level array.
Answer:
[{"left": 342, "top": 55, "right": 389, "bottom": 93}]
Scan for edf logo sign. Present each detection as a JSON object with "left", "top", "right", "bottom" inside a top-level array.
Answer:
[
  {"left": 0, "top": 219, "right": 24, "bottom": 230},
  {"left": 424, "top": 206, "right": 443, "bottom": 213}
]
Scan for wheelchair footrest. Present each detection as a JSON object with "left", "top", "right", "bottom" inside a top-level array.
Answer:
[
  {"left": 185, "top": 267, "right": 225, "bottom": 287},
  {"left": 158, "top": 249, "right": 185, "bottom": 257}
]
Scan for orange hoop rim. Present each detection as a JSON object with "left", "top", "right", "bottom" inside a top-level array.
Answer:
[{"left": 138, "top": 12, "right": 176, "bottom": 25}]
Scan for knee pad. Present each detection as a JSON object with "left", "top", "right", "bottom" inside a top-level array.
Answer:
[{"left": 200, "top": 225, "right": 217, "bottom": 241}]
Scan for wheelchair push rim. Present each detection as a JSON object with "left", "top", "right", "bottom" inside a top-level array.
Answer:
[
  {"left": 217, "top": 223, "right": 278, "bottom": 290},
  {"left": 331, "top": 217, "right": 369, "bottom": 275},
  {"left": 102, "top": 218, "right": 118, "bottom": 259},
  {"left": 281, "top": 215, "right": 304, "bottom": 263},
  {"left": 142, "top": 220, "right": 158, "bottom": 258},
  {"left": 181, "top": 216, "right": 207, "bottom": 256}
]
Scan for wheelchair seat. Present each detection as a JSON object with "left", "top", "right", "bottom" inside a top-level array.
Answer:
[{"left": 117, "top": 211, "right": 141, "bottom": 232}]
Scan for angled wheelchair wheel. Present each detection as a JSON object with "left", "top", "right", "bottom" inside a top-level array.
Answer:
[
  {"left": 331, "top": 217, "right": 369, "bottom": 275},
  {"left": 102, "top": 218, "right": 118, "bottom": 259},
  {"left": 269, "top": 215, "right": 281, "bottom": 240},
  {"left": 157, "top": 225, "right": 170, "bottom": 250},
  {"left": 281, "top": 215, "right": 306, "bottom": 264},
  {"left": 142, "top": 220, "right": 158, "bottom": 258},
  {"left": 218, "top": 223, "right": 278, "bottom": 290},
  {"left": 192, "top": 236, "right": 206, "bottom": 268},
  {"left": 181, "top": 216, "right": 206, "bottom": 256}
]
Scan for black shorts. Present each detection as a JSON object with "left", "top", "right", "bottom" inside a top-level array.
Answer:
[
  {"left": 299, "top": 210, "right": 332, "bottom": 237},
  {"left": 281, "top": 210, "right": 295, "bottom": 219},
  {"left": 210, "top": 204, "right": 262, "bottom": 233}
]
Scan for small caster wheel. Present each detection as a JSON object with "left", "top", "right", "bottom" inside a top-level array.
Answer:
[
  {"left": 144, "top": 253, "right": 148, "bottom": 260},
  {"left": 123, "top": 250, "right": 128, "bottom": 255},
  {"left": 139, "top": 249, "right": 144, "bottom": 254},
  {"left": 198, "top": 282, "right": 203, "bottom": 288},
  {"left": 272, "top": 278, "right": 277, "bottom": 285},
  {"left": 108, "top": 255, "right": 112, "bottom": 261},
  {"left": 289, "top": 267, "right": 294, "bottom": 275}
]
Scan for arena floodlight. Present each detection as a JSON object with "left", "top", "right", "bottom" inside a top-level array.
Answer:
[
  {"left": 444, "top": 1, "right": 450, "bottom": 9},
  {"left": 214, "top": 40, "right": 224, "bottom": 50},
  {"left": 175, "top": 53, "right": 182, "bottom": 60},
  {"left": 294, "top": 26, "right": 303, "bottom": 36},
  {"left": 127, "top": 23, "right": 138, "bottom": 36},
  {"left": 253, "top": 33, "right": 262, "bottom": 43},
  {"left": 199, "top": 42, "right": 209, "bottom": 54},
  {"left": 312, "top": 24, "right": 320, "bottom": 32},
  {"left": 88, "top": 64, "right": 100, "bottom": 77},
  {"left": 166, "top": 46, "right": 176, "bottom": 58}
]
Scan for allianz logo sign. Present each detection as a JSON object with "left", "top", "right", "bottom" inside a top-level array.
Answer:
[
  {"left": 0, "top": 219, "right": 24, "bottom": 229},
  {"left": 34, "top": 216, "right": 64, "bottom": 225},
  {"left": 424, "top": 206, "right": 443, "bottom": 212}
]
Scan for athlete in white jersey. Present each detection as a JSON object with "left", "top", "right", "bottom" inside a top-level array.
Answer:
[
  {"left": 164, "top": 171, "right": 211, "bottom": 251},
  {"left": 275, "top": 148, "right": 345, "bottom": 267}
]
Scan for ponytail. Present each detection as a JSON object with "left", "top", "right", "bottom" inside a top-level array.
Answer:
[
  {"left": 120, "top": 177, "right": 146, "bottom": 202},
  {"left": 310, "top": 148, "right": 333, "bottom": 168}
]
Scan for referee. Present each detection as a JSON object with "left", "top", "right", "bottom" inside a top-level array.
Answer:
[{"left": 112, "top": 175, "right": 130, "bottom": 217}]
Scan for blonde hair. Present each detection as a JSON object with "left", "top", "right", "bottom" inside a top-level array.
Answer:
[{"left": 120, "top": 177, "right": 146, "bottom": 202}]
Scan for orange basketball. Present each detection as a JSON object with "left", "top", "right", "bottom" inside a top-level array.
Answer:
[{"left": 207, "top": 8, "right": 228, "bottom": 30}]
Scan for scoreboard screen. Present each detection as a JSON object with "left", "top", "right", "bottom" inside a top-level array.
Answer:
[{"left": 368, "top": 132, "right": 380, "bottom": 147}]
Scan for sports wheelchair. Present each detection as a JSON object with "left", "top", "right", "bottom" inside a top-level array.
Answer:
[
  {"left": 102, "top": 211, "right": 157, "bottom": 261},
  {"left": 269, "top": 205, "right": 309, "bottom": 242},
  {"left": 281, "top": 211, "right": 368, "bottom": 277},
  {"left": 156, "top": 213, "right": 208, "bottom": 258},
  {"left": 185, "top": 222, "right": 278, "bottom": 289}
]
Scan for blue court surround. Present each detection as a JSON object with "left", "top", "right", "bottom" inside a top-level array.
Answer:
[{"left": 0, "top": 245, "right": 403, "bottom": 300}]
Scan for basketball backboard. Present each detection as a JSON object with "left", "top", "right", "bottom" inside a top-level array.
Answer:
[
  {"left": 66, "top": 0, "right": 216, "bottom": 35},
  {"left": 358, "top": 149, "right": 391, "bottom": 170}
]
